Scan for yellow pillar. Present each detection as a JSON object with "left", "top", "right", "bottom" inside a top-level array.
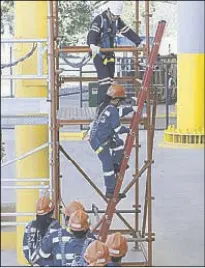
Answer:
[
  {"left": 164, "top": 1, "right": 204, "bottom": 147},
  {"left": 14, "top": 1, "right": 49, "bottom": 264}
]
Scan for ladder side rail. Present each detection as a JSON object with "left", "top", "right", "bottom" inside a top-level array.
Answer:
[{"left": 98, "top": 21, "right": 166, "bottom": 242}]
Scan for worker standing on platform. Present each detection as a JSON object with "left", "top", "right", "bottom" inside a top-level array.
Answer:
[
  {"left": 105, "top": 232, "right": 128, "bottom": 266},
  {"left": 87, "top": 1, "right": 142, "bottom": 106},
  {"left": 23, "top": 196, "right": 61, "bottom": 266},
  {"left": 88, "top": 84, "right": 137, "bottom": 199}
]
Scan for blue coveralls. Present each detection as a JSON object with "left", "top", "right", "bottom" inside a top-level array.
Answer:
[
  {"left": 87, "top": 11, "right": 142, "bottom": 105},
  {"left": 89, "top": 104, "right": 134, "bottom": 194},
  {"left": 23, "top": 219, "right": 61, "bottom": 266},
  {"left": 107, "top": 261, "right": 121, "bottom": 266},
  {"left": 30, "top": 227, "right": 96, "bottom": 267}
]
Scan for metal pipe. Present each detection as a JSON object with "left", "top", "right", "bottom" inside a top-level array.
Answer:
[
  {"left": 61, "top": 76, "right": 141, "bottom": 83},
  {"left": 1, "top": 222, "right": 28, "bottom": 226},
  {"left": 87, "top": 209, "right": 140, "bottom": 214},
  {"left": 1, "top": 185, "right": 49, "bottom": 189},
  {"left": 1, "top": 142, "right": 49, "bottom": 168},
  {"left": 2, "top": 213, "right": 35, "bottom": 216},
  {"left": 145, "top": 1, "right": 152, "bottom": 266},
  {"left": 1, "top": 178, "right": 49, "bottom": 182},
  {"left": 1, "top": 38, "right": 47, "bottom": 43},
  {"left": 48, "top": 1, "right": 60, "bottom": 219},
  {"left": 1, "top": 75, "right": 48, "bottom": 80},
  {"left": 165, "top": 65, "right": 169, "bottom": 128},
  {"left": 134, "top": 0, "right": 140, "bottom": 250},
  {"left": 54, "top": 0, "right": 61, "bottom": 214},
  {"left": 47, "top": 1, "right": 53, "bottom": 201},
  {"left": 59, "top": 46, "right": 143, "bottom": 53},
  {"left": 122, "top": 161, "right": 151, "bottom": 195}
]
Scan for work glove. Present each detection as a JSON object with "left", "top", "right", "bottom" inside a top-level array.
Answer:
[
  {"left": 90, "top": 44, "right": 100, "bottom": 58},
  {"left": 132, "top": 106, "right": 138, "bottom": 112},
  {"left": 131, "top": 97, "right": 138, "bottom": 112}
]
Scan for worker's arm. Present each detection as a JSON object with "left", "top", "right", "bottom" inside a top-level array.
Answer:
[
  {"left": 118, "top": 18, "right": 142, "bottom": 46},
  {"left": 118, "top": 106, "right": 136, "bottom": 117},
  {"left": 87, "top": 15, "right": 102, "bottom": 46},
  {"left": 110, "top": 107, "right": 130, "bottom": 134},
  {"left": 30, "top": 232, "right": 54, "bottom": 264},
  {"left": 22, "top": 223, "right": 31, "bottom": 263}
]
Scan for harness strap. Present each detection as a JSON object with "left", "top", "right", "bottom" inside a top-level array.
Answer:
[{"left": 58, "top": 229, "right": 66, "bottom": 267}]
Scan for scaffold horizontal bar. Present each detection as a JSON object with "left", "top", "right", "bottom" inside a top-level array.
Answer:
[
  {"left": 1, "top": 185, "right": 50, "bottom": 189},
  {"left": 121, "top": 262, "right": 147, "bottom": 267},
  {"left": 1, "top": 97, "right": 50, "bottom": 115},
  {"left": 87, "top": 209, "right": 140, "bottom": 214},
  {"left": 1, "top": 75, "right": 48, "bottom": 80},
  {"left": 59, "top": 46, "right": 143, "bottom": 53},
  {"left": 1, "top": 38, "right": 47, "bottom": 43},
  {"left": 1, "top": 178, "right": 49, "bottom": 182},
  {"left": 1, "top": 222, "right": 28, "bottom": 226},
  {"left": 61, "top": 76, "right": 142, "bottom": 83},
  {"left": 1, "top": 115, "right": 48, "bottom": 126},
  {"left": 1, "top": 212, "right": 35, "bottom": 217},
  {"left": 1, "top": 142, "right": 49, "bottom": 168}
]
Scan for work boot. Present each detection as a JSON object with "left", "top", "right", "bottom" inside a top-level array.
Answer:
[
  {"left": 105, "top": 192, "right": 126, "bottom": 200},
  {"left": 114, "top": 164, "right": 129, "bottom": 173}
]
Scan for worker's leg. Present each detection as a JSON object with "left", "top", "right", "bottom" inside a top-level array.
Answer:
[
  {"left": 107, "top": 60, "right": 115, "bottom": 81},
  {"left": 93, "top": 55, "right": 113, "bottom": 105},
  {"left": 97, "top": 146, "right": 116, "bottom": 194},
  {"left": 111, "top": 138, "right": 124, "bottom": 166}
]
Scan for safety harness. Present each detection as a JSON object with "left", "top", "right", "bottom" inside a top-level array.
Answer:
[
  {"left": 27, "top": 220, "right": 58, "bottom": 266},
  {"left": 90, "top": 104, "right": 116, "bottom": 154},
  {"left": 71, "top": 237, "right": 93, "bottom": 267},
  {"left": 98, "top": 14, "right": 118, "bottom": 65}
]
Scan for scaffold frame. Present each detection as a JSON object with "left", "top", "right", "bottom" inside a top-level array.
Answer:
[{"left": 48, "top": 1, "right": 159, "bottom": 266}]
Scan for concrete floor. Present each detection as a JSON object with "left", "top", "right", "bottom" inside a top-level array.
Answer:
[{"left": 1, "top": 127, "right": 204, "bottom": 266}]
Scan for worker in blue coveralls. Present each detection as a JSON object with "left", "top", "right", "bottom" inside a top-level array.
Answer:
[
  {"left": 30, "top": 209, "right": 95, "bottom": 266},
  {"left": 23, "top": 195, "right": 61, "bottom": 266},
  {"left": 88, "top": 84, "right": 137, "bottom": 199},
  {"left": 105, "top": 232, "right": 128, "bottom": 266},
  {"left": 87, "top": 1, "right": 142, "bottom": 106}
]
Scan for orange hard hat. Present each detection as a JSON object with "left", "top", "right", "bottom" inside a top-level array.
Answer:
[
  {"left": 105, "top": 232, "right": 128, "bottom": 257},
  {"left": 84, "top": 240, "right": 111, "bottom": 266},
  {"left": 36, "top": 196, "right": 55, "bottom": 216},
  {"left": 106, "top": 84, "right": 126, "bottom": 99},
  {"left": 63, "top": 201, "right": 85, "bottom": 217},
  {"left": 68, "top": 209, "right": 89, "bottom": 231}
]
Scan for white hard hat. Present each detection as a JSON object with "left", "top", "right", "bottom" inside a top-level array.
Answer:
[{"left": 108, "top": 1, "right": 124, "bottom": 16}]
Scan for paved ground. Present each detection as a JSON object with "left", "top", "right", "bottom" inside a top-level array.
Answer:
[{"left": 1, "top": 127, "right": 204, "bottom": 266}]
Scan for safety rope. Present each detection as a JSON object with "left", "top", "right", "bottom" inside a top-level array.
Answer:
[
  {"left": 59, "top": 52, "right": 91, "bottom": 69},
  {"left": 1, "top": 42, "right": 37, "bottom": 69}
]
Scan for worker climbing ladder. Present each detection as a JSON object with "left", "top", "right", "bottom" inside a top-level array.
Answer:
[{"left": 98, "top": 20, "right": 167, "bottom": 242}]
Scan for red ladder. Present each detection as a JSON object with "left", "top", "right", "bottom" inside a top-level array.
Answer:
[{"left": 98, "top": 20, "right": 166, "bottom": 242}]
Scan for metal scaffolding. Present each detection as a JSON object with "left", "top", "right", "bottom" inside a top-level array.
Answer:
[{"left": 48, "top": 1, "right": 160, "bottom": 266}]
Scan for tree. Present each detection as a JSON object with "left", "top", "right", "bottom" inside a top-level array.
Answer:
[
  {"left": 1, "top": 1, "right": 14, "bottom": 35},
  {"left": 58, "top": 1, "right": 108, "bottom": 46}
]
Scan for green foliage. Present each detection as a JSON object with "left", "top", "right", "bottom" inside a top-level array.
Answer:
[
  {"left": 58, "top": 1, "right": 95, "bottom": 46},
  {"left": 1, "top": 0, "right": 14, "bottom": 34}
]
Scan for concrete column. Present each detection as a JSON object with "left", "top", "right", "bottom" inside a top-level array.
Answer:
[
  {"left": 14, "top": 1, "right": 49, "bottom": 264},
  {"left": 164, "top": 1, "right": 204, "bottom": 147}
]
